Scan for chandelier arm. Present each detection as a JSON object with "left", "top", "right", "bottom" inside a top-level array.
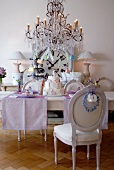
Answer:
[
  {"left": 26, "top": 32, "right": 32, "bottom": 40},
  {"left": 73, "top": 34, "right": 83, "bottom": 42}
]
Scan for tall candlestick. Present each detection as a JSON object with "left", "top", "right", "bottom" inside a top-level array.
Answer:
[
  {"left": 44, "top": 19, "right": 46, "bottom": 28},
  {"left": 74, "top": 19, "right": 78, "bottom": 30},
  {"left": 58, "top": 13, "right": 62, "bottom": 23},
  {"left": 27, "top": 24, "right": 30, "bottom": 32},
  {"left": 37, "top": 16, "right": 40, "bottom": 25},
  {"left": 80, "top": 27, "right": 82, "bottom": 34}
]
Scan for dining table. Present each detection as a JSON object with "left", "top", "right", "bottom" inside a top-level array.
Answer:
[
  {"left": 1, "top": 91, "right": 114, "bottom": 141},
  {"left": 47, "top": 92, "right": 114, "bottom": 111}
]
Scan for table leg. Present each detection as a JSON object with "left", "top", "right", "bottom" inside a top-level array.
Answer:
[
  {"left": 44, "top": 129, "right": 47, "bottom": 142},
  {"left": 18, "top": 130, "right": 21, "bottom": 142},
  {"left": 40, "top": 130, "right": 43, "bottom": 135}
]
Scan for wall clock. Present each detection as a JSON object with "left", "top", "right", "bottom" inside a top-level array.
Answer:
[{"left": 41, "top": 50, "right": 73, "bottom": 78}]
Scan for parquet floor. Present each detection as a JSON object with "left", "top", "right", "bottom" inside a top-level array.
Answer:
[{"left": 0, "top": 117, "right": 114, "bottom": 170}]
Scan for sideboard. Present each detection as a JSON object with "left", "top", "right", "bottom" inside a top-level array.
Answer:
[{"left": 0, "top": 83, "right": 17, "bottom": 91}]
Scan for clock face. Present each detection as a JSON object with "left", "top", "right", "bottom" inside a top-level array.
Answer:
[{"left": 42, "top": 50, "right": 72, "bottom": 77}]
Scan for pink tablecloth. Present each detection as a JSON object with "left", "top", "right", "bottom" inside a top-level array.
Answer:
[
  {"left": 64, "top": 97, "right": 108, "bottom": 129},
  {"left": 2, "top": 96, "right": 47, "bottom": 130}
]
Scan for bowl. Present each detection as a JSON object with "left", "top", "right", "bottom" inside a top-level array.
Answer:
[{"left": 66, "top": 91, "right": 76, "bottom": 95}]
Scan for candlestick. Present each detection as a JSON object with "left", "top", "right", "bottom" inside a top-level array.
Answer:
[{"left": 40, "top": 79, "right": 45, "bottom": 95}]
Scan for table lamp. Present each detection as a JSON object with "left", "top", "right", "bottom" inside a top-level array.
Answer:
[
  {"left": 77, "top": 51, "right": 95, "bottom": 85},
  {"left": 9, "top": 51, "right": 26, "bottom": 85},
  {"left": 9, "top": 51, "right": 26, "bottom": 73}
]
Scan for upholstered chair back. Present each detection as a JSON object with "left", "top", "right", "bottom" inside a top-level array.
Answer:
[
  {"left": 69, "top": 85, "right": 106, "bottom": 132},
  {"left": 64, "top": 80, "right": 84, "bottom": 93},
  {"left": 23, "top": 79, "right": 39, "bottom": 91}
]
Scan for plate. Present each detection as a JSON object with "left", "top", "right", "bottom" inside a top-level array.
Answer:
[
  {"left": 69, "top": 94, "right": 74, "bottom": 98},
  {"left": 17, "top": 93, "right": 37, "bottom": 98},
  {"left": 47, "top": 94, "right": 62, "bottom": 97},
  {"left": 17, "top": 95, "right": 36, "bottom": 98}
]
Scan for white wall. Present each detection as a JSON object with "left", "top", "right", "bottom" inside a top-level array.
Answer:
[{"left": 0, "top": 0, "right": 114, "bottom": 83}]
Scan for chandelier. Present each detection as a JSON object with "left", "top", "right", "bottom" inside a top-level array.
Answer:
[{"left": 25, "top": 0, "right": 83, "bottom": 57}]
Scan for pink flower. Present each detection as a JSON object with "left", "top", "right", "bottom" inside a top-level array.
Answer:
[{"left": 0, "top": 67, "right": 6, "bottom": 78}]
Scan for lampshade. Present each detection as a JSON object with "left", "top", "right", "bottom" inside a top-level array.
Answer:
[
  {"left": 9, "top": 51, "right": 26, "bottom": 60},
  {"left": 77, "top": 51, "right": 95, "bottom": 62}
]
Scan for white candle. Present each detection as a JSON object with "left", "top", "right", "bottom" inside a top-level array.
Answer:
[
  {"left": 70, "top": 24, "right": 72, "bottom": 32},
  {"left": 74, "top": 19, "right": 78, "bottom": 30},
  {"left": 27, "top": 24, "right": 30, "bottom": 32},
  {"left": 37, "top": 59, "right": 43, "bottom": 64},
  {"left": 37, "top": 16, "right": 40, "bottom": 25},
  {"left": 44, "top": 19, "right": 46, "bottom": 28},
  {"left": 80, "top": 27, "right": 82, "bottom": 34},
  {"left": 58, "top": 13, "right": 62, "bottom": 23}
]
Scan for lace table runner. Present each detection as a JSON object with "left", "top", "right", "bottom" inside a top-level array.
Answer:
[{"left": 2, "top": 96, "right": 47, "bottom": 130}]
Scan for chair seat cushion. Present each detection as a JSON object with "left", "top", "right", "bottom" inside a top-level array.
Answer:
[{"left": 54, "top": 123, "right": 101, "bottom": 142}]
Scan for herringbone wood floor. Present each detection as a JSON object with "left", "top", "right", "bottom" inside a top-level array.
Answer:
[{"left": 0, "top": 117, "right": 114, "bottom": 170}]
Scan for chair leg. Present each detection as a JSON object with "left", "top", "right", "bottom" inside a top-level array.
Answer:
[
  {"left": 96, "top": 143, "right": 100, "bottom": 170},
  {"left": 24, "top": 130, "right": 26, "bottom": 135},
  {"left": 87, "top": 145, "right": 90, "bottom": 159},
  {"left": 72, "top": 146, "right": 76, "bottom": 170},
  {"left": 40, "top": 130, "right": 43, "bottom": 135},
  {"left": 54, "top": 134, "right": 58, "bottom": 164}
]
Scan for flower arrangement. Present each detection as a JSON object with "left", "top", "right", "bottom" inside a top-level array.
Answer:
[
  {"left": 16, "top": 79, "right": 21, "bottom": 83},
  {"left": 88, "top": 77, "right": 100, "bottom": 86},
  {"left": 0, "top": 67, "right": 6, "bottom": 78}
]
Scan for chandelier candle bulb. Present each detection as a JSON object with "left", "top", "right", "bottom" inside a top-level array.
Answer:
[
  {"left": 80, "top": 27, "right": 82, "bottom": 34},
  {"left": 27, "top": 24, "right": 30, "bottom": 32},
  {"left": 37, "top": 16, "right": 40, "bottom": 25},
  {"left": 58, "top": 13, "right": 62, "bottom": 23},
  {"left": 74, "top": 19, "right": 78, "bottom": 30},
  {"left": 70, "top": 24, "right": 72, "bottom": 32},
  {"left": 44, "top": 19, "right": 46, "bottom": 28},
  {"left": 37, "top": 59, "right": 43, "bottom": 64}
]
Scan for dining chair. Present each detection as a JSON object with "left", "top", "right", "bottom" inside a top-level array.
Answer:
[
  {"left": 99, "top": 77, "right": 114, "bottom": 92},
  {"left": 64, "top": 79, "right": 84, "bottom": 94},
  {"left": 99, "top": 77, "right": 114, "bottom": 118},
  {"left": 23, "top": 78, "right": 40, "bottom": 92},
  {"left": 54, "top": 85, "right": 106, "bottom": 170}
]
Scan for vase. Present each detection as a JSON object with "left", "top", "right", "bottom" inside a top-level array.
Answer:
[
  {"left": 0, "top": 78, "right": 2, "bottom": 84},
  {"left": 17, "top": 81, "right": 21, "bottom": 92}
]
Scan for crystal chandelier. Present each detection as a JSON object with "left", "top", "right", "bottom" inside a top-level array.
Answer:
[{"left": 25, "top": 0, "right": 83, "bottom": 57}]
